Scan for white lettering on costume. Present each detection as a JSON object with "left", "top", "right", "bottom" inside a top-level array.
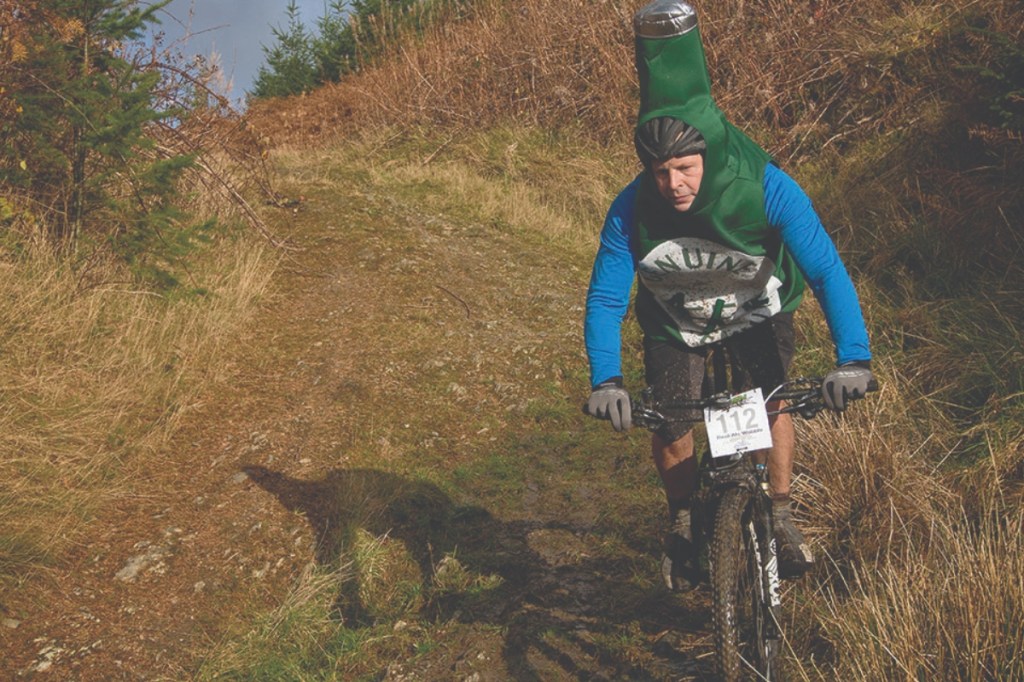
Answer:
[{"left": 637, "top": 237, "right": 783, "bottom": 346}]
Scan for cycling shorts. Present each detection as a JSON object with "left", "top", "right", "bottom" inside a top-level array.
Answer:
[{"left": 643, "top": 313, "right": 796, "bottom": 443}]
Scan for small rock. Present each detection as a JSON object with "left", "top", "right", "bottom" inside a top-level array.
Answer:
[
  {"left": 29, "top": 641, "right": 64, "bottom": 673},
  {"left": 3, "top": 618, "right": 20, "bottom": 629},
  {"left": 115, "top": 545, "right": 168, "bottom": 582}
]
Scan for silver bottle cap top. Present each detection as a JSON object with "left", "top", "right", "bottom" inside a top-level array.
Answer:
[{"left": 633, "top": 0, "right": 698, "bottom": 39}]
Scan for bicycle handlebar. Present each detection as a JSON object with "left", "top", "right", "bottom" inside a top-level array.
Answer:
[{"left": 630, "top": 376, "right": 878, "bottom": 431}]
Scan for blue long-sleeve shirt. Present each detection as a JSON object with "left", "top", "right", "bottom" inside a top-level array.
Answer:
[{"left": 585, "top": 164, "right": 871, "bottom": 387}]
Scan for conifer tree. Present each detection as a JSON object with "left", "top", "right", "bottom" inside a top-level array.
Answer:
[
  {"left": 312, "top": 0, "right": 357, "bottom": 83},
  {"left": 0, "top": 0, "right": 208, "bottom": 287},
  {"left": 249, "top": 0, "right": 445, "bottom": 100},
  {"left": 250, "top": 0, "right": 318, "bottom": 98}
]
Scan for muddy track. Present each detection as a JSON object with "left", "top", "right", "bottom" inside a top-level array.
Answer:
[{"left": 3, "top": 154, "right": 720, "bottom": 680}]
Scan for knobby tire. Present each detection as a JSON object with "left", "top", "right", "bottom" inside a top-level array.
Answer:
[{"left": 710, "top": 486, "right": 781, "bottom": 681}]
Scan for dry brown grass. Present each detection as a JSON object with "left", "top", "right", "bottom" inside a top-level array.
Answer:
[
  {"left": 0, "top": 240, "right": 274, "bottom": 581},
  {"left": 807, "top": 505, "right": 1024, "bottom": 680},
  {"left": 246, "top": 0, "right": 637, "bottom": 150},
  {"left": 0, "top": 11, "right": 289, "bottom": 584},
  {"left": 162, "top": 109, "right": 282, "bottom": 244},
  {"left": 786, "top": 301, "right": 1024, "bottom": 678}
]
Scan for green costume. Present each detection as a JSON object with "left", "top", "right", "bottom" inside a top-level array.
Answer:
[{"left": 631, "top": 1, "right": 805, "bottom": 347}]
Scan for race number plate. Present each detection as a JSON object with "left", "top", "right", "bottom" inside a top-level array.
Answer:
[{"left": 704, "top": 388, "right": 773, "bottom": 458}]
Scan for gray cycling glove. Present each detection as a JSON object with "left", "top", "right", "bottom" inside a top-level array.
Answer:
[
  {"left": 822, "top": 362, "right": 874, "bottom": 411},
  {"left": 586, "top": 377, "right": 632, "bottom": 431}
]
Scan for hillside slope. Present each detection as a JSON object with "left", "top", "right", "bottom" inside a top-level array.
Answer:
[
  {"left": 4, "top": 134, "right": 718, "bottom": 680},
  {"left": 5, "top": 0, "right": 1022, "bottom": 677}
]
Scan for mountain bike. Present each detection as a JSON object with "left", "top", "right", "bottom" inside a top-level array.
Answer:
[{"left": 631, "top": 365, "right": 871, "bottom": 681}]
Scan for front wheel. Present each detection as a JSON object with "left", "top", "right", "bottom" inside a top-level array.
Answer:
[{"left": 710, "top": 487, "right": 782, "bottom": 681}]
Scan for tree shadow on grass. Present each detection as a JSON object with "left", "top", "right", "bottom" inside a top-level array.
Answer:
[{"left": 242, "top": 464, "right": 714, "bottom": 680}]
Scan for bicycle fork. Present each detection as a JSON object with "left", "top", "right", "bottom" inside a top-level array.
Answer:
[
  {"left": 751, "top": 463, "right": 784, "bottom": 669},
  {"left": 751, "top": 465, "right": 782, "bottom": 612}
]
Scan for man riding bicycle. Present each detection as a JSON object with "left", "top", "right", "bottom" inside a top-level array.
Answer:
[{"left": 583, "top": 0, "right": 874, "bottom": 589}]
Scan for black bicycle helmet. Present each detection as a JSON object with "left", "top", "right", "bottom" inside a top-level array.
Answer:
[{"left": 634, "top": 116, "right": 706, "bottom": 167}]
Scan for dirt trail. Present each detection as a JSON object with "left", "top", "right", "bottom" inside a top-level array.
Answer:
[{"left": 3, "top": 154, "right": 716, "bottom": 680}]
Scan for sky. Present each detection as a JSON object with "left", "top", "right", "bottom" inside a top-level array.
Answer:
[{"left": 145, "top": 0, "right": 332, "bottom": 106}]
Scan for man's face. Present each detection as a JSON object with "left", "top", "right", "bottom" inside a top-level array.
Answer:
[{"left": 651, "top": 153, "right": 704, "bottom": 212}]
